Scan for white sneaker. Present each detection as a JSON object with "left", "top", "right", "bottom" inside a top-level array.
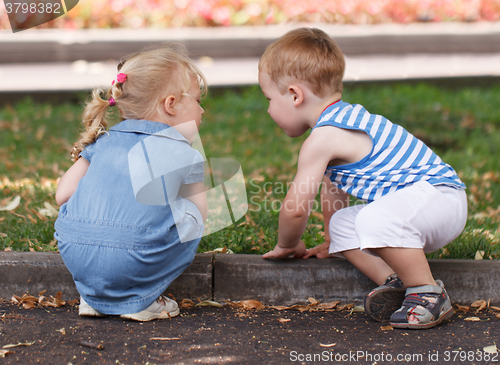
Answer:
[
  {"left": 79, "top": 297, "right": 106, "bottom": 317},
  {"left": 120, "top": 295, "right": 180, "bottom": 322}
]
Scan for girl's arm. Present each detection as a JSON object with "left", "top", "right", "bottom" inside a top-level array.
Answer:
[
  {"left": 55, "top": 158, "right": 90, "bottom": 205},
  {"left": 178, "top": 181, "right": 208, "bottom": 222}
]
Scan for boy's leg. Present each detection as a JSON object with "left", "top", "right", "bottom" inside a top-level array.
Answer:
[
  {"left": 342, "top": 249, "right": 394, "bottom": 286},
  {"left": 355, "top": 183, "right": 467, "bottom": 328},
  {"left": 371, "top": 247, "right": 436, "bottom": 287},
  {"left": 343, "top": 248, "right": 407, "bottom": 322},
  {"left": 328, "top": 207, "right": 407, "bottom": 321}
]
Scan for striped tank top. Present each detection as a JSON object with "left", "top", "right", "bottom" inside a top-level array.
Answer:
[{"left": 313, "top": 101, "right": 466, "bottom": 203}]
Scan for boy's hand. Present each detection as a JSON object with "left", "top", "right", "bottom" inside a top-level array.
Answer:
[
  {"left": 303, "top": 241, "right": 331, "bottom": 259},
  {"left": 263, "top": 240, "right": 307, "bottom": 259}
]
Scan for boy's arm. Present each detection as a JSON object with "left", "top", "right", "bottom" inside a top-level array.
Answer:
[
  {"left": 55, "top": 157, "right": 90, "bottom": 205},
  {"left": 263, "top": 135, "right": 333, "bottom": 259},
  {"left": 303, "top": 176, "right": 350, "bottom": 259}
]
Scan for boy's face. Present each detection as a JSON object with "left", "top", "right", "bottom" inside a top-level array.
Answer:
[{"left": 259, "top": 72, "right": 305, "bottom": 137}]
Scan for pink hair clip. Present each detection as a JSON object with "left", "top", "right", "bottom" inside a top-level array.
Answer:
[
  {"left": 111, "top": 73, "right": 127, "bottom": 86},
  {"left": 117, "top": 73, "right": 127, "bottom": 83},
  {"left": 108, "top": 97, "right": 116, "bottom": 106}
]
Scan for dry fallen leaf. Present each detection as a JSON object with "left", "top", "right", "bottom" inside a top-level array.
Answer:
[
  {"left": 37, "top": 202, "right": 59, "bottom": 218},
  {"left": 150, "top": 337, "right": 181, "bottom": 341},
  {"left": 11, "top": 291, "right": 66, "bottom": 309},
  {"left": 489, "top": 306, "right": 500, "bottom": 311},
  {"left": 203, "top": 247, "right": 234, "bottom": 254},
  {"left": 319, "top": 343, "right": 336, "bottom": 348},
  {"left": 0, "top": 349, "right": 12, "bottom": 357},
  {"left": 310, "top": 211, "right": 324, "bottom": 221},
  {"left": 475, "top": 250, "right": 485, "bottom": 260},
  {"left": 3, "top": 341, "right": 36, "bottom": 349},
  {"left": 471, "top": 300, "right": 488, "bottom": 312},
  {"left": 195, "top": 300, "right": 223, "bottom": 308},
  {"left": 455, "top": 304, "right": 470, "bottom": 312},
  {"left": 278, "top": 318, "right": 291, "bottom": 323},
  {"left": 239, "top": 300, "right": 265, "bottom": 310},
  {"left": 181, "top": 299, "right": 195, "bottom": 309},
  {"left": 0, "top": 196, "right": 21, "bottom": 211},
  {"left": 351, "top": 305, "right": 365, "bottom": 313},
  {"left": 337, "top": 303, "right": 354, "bottom": 311},
  {"left": 269, "top": 305, "right": 292, "bottom": 311},
  {"left": 484, "top": 345, "right": 498, "bottom": 354},
  {"left": 317, "top": 301, "right": 340, "bottom": 310},
  {"left": 380, "top": 325, "right": 393, "bottom": 331},
  {"left": 308, "top": 297, "right": 320, "bottom": 305},
  {"left": 79, "top": 341, "right": 104, "bottom": 350},
  {"left": 225, "top": 300, "right": 265, "bottom": 310},
  {"left": 464, "top": 316, "right": 481, "bottom": 321}
]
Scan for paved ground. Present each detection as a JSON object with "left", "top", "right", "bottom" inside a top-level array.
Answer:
[{"left": 1, "top": 299, "right": 499, "bottom": 364}]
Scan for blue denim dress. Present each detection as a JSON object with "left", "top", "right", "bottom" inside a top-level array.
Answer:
[{"left": 55, "top": 120, "right": 205, "bottom": 315}]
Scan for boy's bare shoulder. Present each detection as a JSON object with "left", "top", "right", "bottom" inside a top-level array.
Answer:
[{"left": 302, "top": 125, "right": 372, "bottom": 166}]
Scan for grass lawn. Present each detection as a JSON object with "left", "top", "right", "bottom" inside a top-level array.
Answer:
[{"left": 1, "top": 81, "right": 500, "bottom": 259}]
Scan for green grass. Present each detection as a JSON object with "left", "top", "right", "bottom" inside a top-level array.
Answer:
[{"left": 1, "top": 82, "right": 500, "bottom": 258}]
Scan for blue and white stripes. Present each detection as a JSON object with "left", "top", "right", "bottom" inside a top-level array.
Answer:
[{"left": 315, "top": 101, "right": 466, "bottom": 202}]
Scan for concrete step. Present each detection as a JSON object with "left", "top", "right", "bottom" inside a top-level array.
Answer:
[{"left": 1, "top": 22, "right": 500, "bottom": 64}]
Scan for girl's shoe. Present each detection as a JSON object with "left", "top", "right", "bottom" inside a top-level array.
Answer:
[
  {"left": 79, "top": 297, "right": 106, "bottom": 317},
  {"left": 120, "top": 295, "right": 180, "bottom": 322},
  {"left": 390, "top": 280, "right": 454, "bottom": 329},
  {"left": 364, "top": 273, "right": 406, "bottom": 322}
]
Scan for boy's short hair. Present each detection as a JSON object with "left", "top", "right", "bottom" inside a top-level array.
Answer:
[{"left": 259, "top": 27, "right": 345, "bottom": 97}]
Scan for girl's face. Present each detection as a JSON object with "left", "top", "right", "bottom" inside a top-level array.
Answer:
[{"left": 169, "top": 77, "right": 204, "bottom": 142}]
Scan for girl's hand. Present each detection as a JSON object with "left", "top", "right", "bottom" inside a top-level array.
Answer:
[
  {"left": 303, "top": 241, "right": 332, "bottom": 259},
  {"left": 263, "top": 240, "right": 307, "bottom": 259}
]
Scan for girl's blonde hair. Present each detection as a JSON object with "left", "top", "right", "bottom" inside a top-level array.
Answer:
[
  {"left": 71, "top": 43, "right": 207, "bottom": 161},
  {"left": 258, "top": 28, "right": 345, "bottom": 98}
]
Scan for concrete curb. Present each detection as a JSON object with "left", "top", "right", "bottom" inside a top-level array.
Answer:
[
  {"left": 1, "top": 252, "right": 499, "bottom": 306},
  {"left": 1, "top": 22, "right": 500, "bottom": 63}
]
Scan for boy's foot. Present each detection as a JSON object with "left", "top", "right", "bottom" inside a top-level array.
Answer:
[
  {"left": 79, "top": 297, "right": 106, "bottom": 317},
  {"left": 390, "top": 280, "right": 454, "bottom": 329},
  {"left": 120, "top": 295, "right": 180, "bottom": 322},
  {"left": 364, "top": 273, "right": 406, "bottom": 322}
]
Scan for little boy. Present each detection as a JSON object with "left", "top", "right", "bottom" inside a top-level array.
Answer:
[{"left": 259, "top": 28, "right": 467, "bottom": 329}]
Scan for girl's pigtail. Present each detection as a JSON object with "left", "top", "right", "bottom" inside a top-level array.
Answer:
[
  {"left": 71, "top": 87, "right": 112, "bottom": 162},
  {"left": 71, "top": 73, "right": 126, "bottom": 161}
]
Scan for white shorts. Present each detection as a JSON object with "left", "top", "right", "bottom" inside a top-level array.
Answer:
[{"left": 329, "top": 181, "right": 468, "bottom": 256}]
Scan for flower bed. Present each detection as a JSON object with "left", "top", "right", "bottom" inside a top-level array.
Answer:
[{"left": 1, "top": 0, "right": 500, "bottom": 31}]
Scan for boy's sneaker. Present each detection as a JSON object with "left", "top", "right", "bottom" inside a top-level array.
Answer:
[
  {"left": 364, "top": 273, "right": 406, "bottom": 322},
  {"left": 79, "top": 297, "right": 106, "bottom": 317},
  {"left": 120, "top": 295, "right": 180, "bottom": 322}
]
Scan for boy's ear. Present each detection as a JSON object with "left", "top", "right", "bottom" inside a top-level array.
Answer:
[
  {"left": 288, "top": 85, "right": 304, "bottom": 107},
  {"left": 164, "top": 95, "right": 177, "bottom": 116}
]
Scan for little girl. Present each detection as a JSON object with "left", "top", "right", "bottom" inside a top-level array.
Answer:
[{"left": 54, "top": 43, "right": 208, "bottom": 321}]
